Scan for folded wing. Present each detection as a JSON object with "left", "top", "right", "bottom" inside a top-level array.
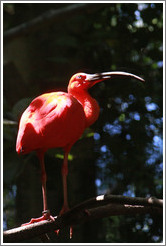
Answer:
[{"left": 16, "top": 92, "right": 86, "bottom": 154}]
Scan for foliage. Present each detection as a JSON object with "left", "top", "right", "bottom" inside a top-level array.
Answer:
[{"left": 3, "top": 2, "right": 163, "bottom": 243}]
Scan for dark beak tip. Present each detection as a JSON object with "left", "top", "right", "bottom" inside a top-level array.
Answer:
[{"left": 138, "top": 77, "right": 145, "bottom": 83}]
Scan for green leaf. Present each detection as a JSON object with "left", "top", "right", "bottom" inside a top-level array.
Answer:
[{"left": 119, "top": 113, "right": 125, "bottom": 122}]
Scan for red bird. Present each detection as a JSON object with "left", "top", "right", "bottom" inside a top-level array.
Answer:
[{"left": 16, "top": 71, "right": 144, "bottom": 233}]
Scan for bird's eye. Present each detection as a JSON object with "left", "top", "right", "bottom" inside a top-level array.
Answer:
[{"left": 77, "top": 75, "right": 82, "bottom": 79}]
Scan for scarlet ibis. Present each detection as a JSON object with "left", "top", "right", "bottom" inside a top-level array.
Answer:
[{"left": 16, "top": 71, "right": 144, "bottom": 234}]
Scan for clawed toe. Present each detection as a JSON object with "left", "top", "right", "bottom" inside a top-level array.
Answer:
[{"left": 21, "top": 210, "right": 54, "bottom": 226}]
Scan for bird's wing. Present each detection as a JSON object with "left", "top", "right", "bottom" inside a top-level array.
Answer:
[
  {"left": 29, "top": 92, "right": 72, "bottom": 119},
  {"left": 20, "top": 92, "right": 75, "bottom": 132},
  {"left": 16, "top": 92, "right": 85, "bottom": 153}
]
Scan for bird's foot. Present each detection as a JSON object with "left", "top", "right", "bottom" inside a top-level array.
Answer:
[
  {"left": 56, "top": 205, "right": 73, "bottom": 239},
  {"left": 59, "top": 204, "right": 70, "bottom": 215},
  {"left": 21, "top": 210, "right": 55, "bottom": 226}
]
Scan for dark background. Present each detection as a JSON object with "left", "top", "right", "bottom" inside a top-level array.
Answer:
[{"left": 3, "top": 2, "right": 163, "bottom": 243}]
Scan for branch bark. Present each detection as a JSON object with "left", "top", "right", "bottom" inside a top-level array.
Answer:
[
  {"left": 3, "top": 3, "right": 107, "bottom": 43},
  {"left": 3, "top": 194, "right": 162, "bottom": 243}
]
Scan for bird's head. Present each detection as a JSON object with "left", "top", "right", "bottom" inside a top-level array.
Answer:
[{"left": 68, "top": 71, "right": 145, "bottom": 93}]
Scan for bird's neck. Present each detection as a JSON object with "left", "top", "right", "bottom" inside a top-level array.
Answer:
[{"left": 69, "top": 90, "right": 100, "bottom": 128}]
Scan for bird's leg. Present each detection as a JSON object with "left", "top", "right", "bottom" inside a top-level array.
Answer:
[
  {"left": 60, "top": 151, "right": 69, "bottom": 214},
  {"left": 21, "top": 151, "right": 54, "bottom": 226},
  {"left": 38, "top": 151, "right": 54, "bottom": 220},
  {"left": 56, "top": 151, "right": 72, "bottom": 238},
  {"left": 39, "top": 151, "right": 48, "bottom": 214}
]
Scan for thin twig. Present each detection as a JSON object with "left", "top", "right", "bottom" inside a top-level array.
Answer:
[{"left": 4, "top": 3, "right": 107, "bottom": 43}]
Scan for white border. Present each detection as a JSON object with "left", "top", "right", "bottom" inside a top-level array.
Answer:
[
  {"left": 1, "top": 0, "right": 4, "bottom": 245},
  {"left": 1, "top": 1, "right": 166, "bottom": 3},
  {"left": 162, "top": 1, "right": 165, "bottom": 245},
  {"left": 1, "top": 1, "right": 165, "bottom": 245}
]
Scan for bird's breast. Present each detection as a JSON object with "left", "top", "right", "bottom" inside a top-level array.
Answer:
[
  {"left": 83, "top": 97, "right": 100, "bottom": 127},
  {"left": 68, "top": 90, "right": 100, "bottom": 128}
]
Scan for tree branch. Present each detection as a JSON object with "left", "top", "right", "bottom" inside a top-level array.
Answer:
[
  {"left": 3, "top": 3, "right": 107, "bottom": 43},
  {"left": 3, "top": 194, "right": 162, "bottom": 243}
]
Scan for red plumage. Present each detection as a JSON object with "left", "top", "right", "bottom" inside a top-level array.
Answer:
[
  {"left": 16, "top": 71, "right": 144, "bottom": 236},
  {"left": 16, "top": 92, "right": 86, "bottom": 154}
]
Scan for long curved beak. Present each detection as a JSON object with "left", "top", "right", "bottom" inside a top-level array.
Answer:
[{"left": 86, "top": 71, "right": 145, "bottom": 84}]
